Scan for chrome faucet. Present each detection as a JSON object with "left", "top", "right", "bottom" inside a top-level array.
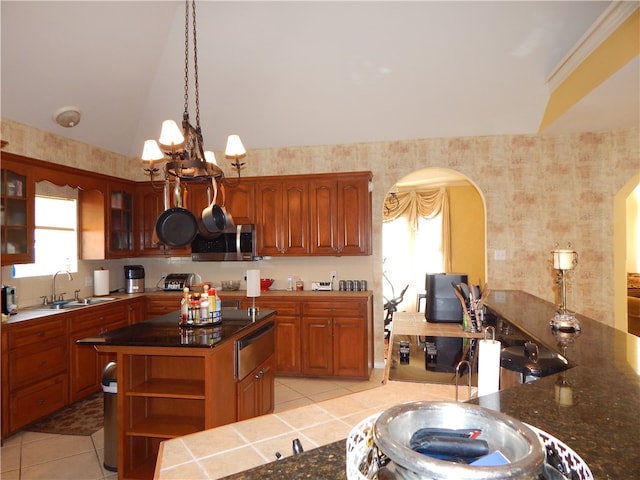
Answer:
[{"left": 51, "top": 270, "right": 73, "bottom": 302}]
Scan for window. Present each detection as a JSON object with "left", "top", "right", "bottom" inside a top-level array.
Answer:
[
  {"left": 382, "top": 213, "right": 443, "bottom": 311},
  {"left": 12, "top": 192, "right": 78, "bottom": 278}
]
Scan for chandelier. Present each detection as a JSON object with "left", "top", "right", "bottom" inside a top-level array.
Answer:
[{"left": 141, "top": 0, "right": 247, "bottom": 185}]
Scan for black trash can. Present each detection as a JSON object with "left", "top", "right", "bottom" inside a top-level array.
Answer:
[{"left": 102, "top": 361, "right": 118, "bottom": 472}]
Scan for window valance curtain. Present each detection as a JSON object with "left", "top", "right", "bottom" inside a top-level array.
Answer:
[{"left": 383, "top": 187, "right": 451, "bottom": 272}]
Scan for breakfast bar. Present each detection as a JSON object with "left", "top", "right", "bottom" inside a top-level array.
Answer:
[{"left": 156, "top": 290, "right": 640, "bottom": 480}]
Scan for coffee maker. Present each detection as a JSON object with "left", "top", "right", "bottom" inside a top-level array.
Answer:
[
  {"left": 2, "top": 285, "right": 18, "bottom": 315},
  {"left": 124, "top": 265, "right": 145, "bottom": 294}
]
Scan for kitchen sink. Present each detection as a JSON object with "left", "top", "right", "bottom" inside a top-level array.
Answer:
[
  {"left": 66, "top": 297, "right": 117, "bottom": 306},
  {"left": 33, "top": 297, "right": 117, "bottom": 310}
]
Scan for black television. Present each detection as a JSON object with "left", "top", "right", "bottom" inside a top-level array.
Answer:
[{"left": 425, "top": 273, "right": 468, "bottom": 323}]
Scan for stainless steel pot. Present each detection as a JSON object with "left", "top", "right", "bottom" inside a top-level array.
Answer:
[{"left": 373, "top": 401, "right": 546, "bottom": 480}]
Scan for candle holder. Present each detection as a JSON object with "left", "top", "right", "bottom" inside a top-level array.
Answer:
[{"left": 550, "top": 246, "right": 580, "bottom": 332}]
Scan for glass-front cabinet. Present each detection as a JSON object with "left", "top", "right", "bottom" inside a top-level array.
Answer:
[
  {"left": 107, "top": 183, "right": 135, "bottom": 258},
  {"left": 1, "top": 159, "right": 34, "bottom": 265}
]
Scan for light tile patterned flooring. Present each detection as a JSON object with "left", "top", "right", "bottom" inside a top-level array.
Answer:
[
  {"left": 0, "top": 371, "right": 383, "bottom": 480},
  {"left": 1, "top": 370, "right": 461, "bottom": 480}
]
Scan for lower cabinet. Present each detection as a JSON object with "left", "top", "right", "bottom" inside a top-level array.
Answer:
[
  {"left": 2, "top": 317, "right": 68, "bottom": 437},
  {"left": 226, "top": 293, "right": 373, "bottom": 379},
  {"left": 237, "top": 356, "right": 275, "bottom": 421},
  {"left": 69, "top": 302, "right": 128, "bottom": 403},
  {"left": 301, "top": 300, "right": 370, "bottom": 378}
]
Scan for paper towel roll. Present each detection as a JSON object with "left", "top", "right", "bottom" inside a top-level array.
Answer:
[
  {"left": 478, "top": 338, "right": 501, "bottom": 397},
  {"left": 94, "top": 270, "right": 110, "bottom": 296},
  {"left": 246, "top": 270, "right": 260, "bottom": 298}
]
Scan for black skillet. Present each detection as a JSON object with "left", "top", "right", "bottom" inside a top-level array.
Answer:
[{"left": 155, "top": 178, "right": 198, "bottom": 247}]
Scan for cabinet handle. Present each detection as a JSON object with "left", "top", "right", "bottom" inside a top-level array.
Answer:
[
  {"left": 38, "top": 360, "right": 46, "bottom": 367},
  {"left": 38, "top": 398, "right": 46, "bottom": 405},
  {"left": 255, "top": 369, "right": 265, "bottom": 379},
  {"left": 36, "top": 331, "right": 45, "bottom": 337}
]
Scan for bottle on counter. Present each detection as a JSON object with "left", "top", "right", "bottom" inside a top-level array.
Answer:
[
  {"left": 181, "top": 287, "right": 190, "bottom": 323},
  {"left": 191, "top": 293, "right": 201, "bottom": 323},
  {"left": 200, "top": 288, "right": 210, "bottom": 321},
  {"left": 209, "top": 287, "right": 221, "bottom": 311}
]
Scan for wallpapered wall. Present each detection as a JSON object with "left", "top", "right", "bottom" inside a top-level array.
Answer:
[{"left": 2, "top": 118, "right": 638, "bottom": 338}]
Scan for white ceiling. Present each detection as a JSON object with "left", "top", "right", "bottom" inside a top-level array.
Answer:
[{"left": 2, "top": 1, "right": 637, "bottom": 159}]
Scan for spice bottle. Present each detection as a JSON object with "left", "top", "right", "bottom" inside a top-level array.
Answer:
[
  {"left": 200, "top": 288, "right": 210, "bottom": 321},
  {"left": 181, "top": 287, "right": 190, "bottom": 323}
]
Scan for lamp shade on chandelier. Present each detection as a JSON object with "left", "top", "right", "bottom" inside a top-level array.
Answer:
[{"left": 140, "top": 0, "right": 246, "bottom": 185}]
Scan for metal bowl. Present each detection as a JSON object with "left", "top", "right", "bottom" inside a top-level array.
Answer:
[{"left": 373, "top": 401, "right": 545, "bottom": 480}]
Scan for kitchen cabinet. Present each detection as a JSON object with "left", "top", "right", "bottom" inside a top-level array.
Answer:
[
  {"left": 145, "top": 294, "right": 180, "bottom": 318},
  {"left": 301, "top": 300, "right": 371, "bottom": 378},
  {"left": 135, "top": 183, "right": 191, "bottom": 257},
  {"left": 107, "top": 182, "right": 136, "bottom": 257},
  {"left": 256, "top": 179, "right": 309, "bottom": 255},
  {"left": 309, "top": 173, "right": 372, "bottom": 256},
  {"left": 238, "top": 298, "right": 302, "bottom": 375},
  {"left": 253, "top": 172, "right": 372, "bottom": 257},
  {"left": 2, "top": 317, "right": 69, "bottom": 437},
  {"left": 126, "top": 297, "right": 146, "bottom": 324},
  {"left": 237, "top": 356, "right": 275, "bottom": 421},
  {"left": 0, "top": 155, "right": 35, "bottom": 265},
  {"left": 69, "top": 302, "right": 128, "bottom": 402}
]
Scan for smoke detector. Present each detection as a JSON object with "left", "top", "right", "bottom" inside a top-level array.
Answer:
[{"left": 53, "top": 106, "right": 81, "bottom": 128}]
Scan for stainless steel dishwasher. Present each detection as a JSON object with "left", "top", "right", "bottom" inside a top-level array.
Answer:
[{"left": 236, "top": 322, "right": 275, "bottom": 379}]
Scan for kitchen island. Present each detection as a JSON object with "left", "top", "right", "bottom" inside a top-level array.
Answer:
[
  {"left": 156, "top": 290, "right": 640, "bottom": 480},
  {"left": 78, "top": 308, "right": 276, "bottom": 480}
]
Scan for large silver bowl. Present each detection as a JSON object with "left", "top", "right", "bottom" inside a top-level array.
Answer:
[{"left": 373, "top": 401, "right": 546, "bottom": 480}]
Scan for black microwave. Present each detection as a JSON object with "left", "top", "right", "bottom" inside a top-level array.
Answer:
[{"left": 191, "top": 224, "right": 257, "bottom": 261}]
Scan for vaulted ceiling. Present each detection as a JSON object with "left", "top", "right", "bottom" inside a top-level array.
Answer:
[{"left": 2, "top": 1, "right": 637, "bottom": 159}]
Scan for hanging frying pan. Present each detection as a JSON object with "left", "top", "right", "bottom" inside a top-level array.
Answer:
[
  {"left": 155, "top": 177, "right": 198, "bottom": 247},
  {"left": 219, "top": 182, "right": 235, "bottom": 231},
  {"left": 201, "top": 177, "right": 227, "bottom": 234}
]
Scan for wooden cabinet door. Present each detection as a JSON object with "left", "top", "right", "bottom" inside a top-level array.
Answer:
[
  {"left": 283, "top": 181, "right": 309, "bottom": 255},
  {"left": 258, "top": 359, "right": 274, "bottom": 416},
  {"left": 126, "top": 298, "right": 146, "bottom": 324},
  {"left": 135, "top": 183, "right": 190, "bottom": 256},
  {"left": 0, "top": 156, "right": 35, "bottom": 265},
  {"left": 69, "top": 324, "right": 102, "bottom": 402},
  {"left": 256, "top": 181, "right": 284, "bottom": 255},
  {"left": 336, "top": 176, "right": 371, "bottom": 255},
  {"left": 256, "top": 179, "right": 309, "bottom": 256},
  {"left": 274, "top": 315, "right": 301, "bottom": 374},
  {"left": 332, "top": 316, "right": 366, "bottom": 377},
  {"left": 224, "top": 180, "right": 255, "bottom": 224},
  {"left": 237, "top": 370, "right": 258, "bottom": 421},
  {"left": 107, "top": 182, "right": 136, "bottom": 258},
  {"left": 309, "top": 178, "right": 339, "bottom": 255},
  {"left": 301, "top": 317, "right": 333, "bottom": 375}
]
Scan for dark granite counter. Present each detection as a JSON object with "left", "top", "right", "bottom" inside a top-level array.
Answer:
[
  {"left": 77, "top": 308, "right": 275, "bottom": 348},
  {"left": 220, "top": 291, "right": 640, "bottom": 480}
]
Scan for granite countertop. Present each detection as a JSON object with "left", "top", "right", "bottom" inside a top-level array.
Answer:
[
  {"left": 77, "top": 309, "right": 276, "bottom": 349},
  {"left": 215, "top": 290, "right": 640, "bottom": 480}
]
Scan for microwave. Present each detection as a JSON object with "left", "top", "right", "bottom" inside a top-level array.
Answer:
[{"left": 191, "top": 224, "right": 258, "bottom": 262}]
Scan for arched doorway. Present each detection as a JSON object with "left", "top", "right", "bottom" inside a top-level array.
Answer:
[
  {"left": 381, "top": 167, "right": 486, "bottom": 326},
  {"left": 614, "top": 174, "right": 640, "bottom": 334}
]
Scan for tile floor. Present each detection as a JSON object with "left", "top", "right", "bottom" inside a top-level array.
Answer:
[{"left": 1, "top": 370, "right": 390, "bottom": 480}]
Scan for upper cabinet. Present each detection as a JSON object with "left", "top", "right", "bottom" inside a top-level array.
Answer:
[
  {"left": 309, "top": 173, "right": 372, "bottom": 256},
  {"left": 135, "top": 182, "right": 191, "bottom": 257},
  {"left": 1, "top": 155, "right": 35, "bottom": 265},
  {"left": 255, "top": 171, "right": 372, "bottom": 257},
  {"left": 106, "top": 183, "right": 136, "bottom": 258}
]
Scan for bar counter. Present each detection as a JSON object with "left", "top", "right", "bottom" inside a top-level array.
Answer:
[{"left": 213, "top": 290, "right": 640, "bottom": 480}]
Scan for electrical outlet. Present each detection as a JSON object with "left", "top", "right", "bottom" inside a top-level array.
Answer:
[
  {"left": 494, "top": 249, "right": 506, "bottom": 261},
  {"left": 85, "top": 276, "right": 93, "bottom": 287},
  {"left": 330, "top": 270, "right": 337, "bottom": 279}
]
